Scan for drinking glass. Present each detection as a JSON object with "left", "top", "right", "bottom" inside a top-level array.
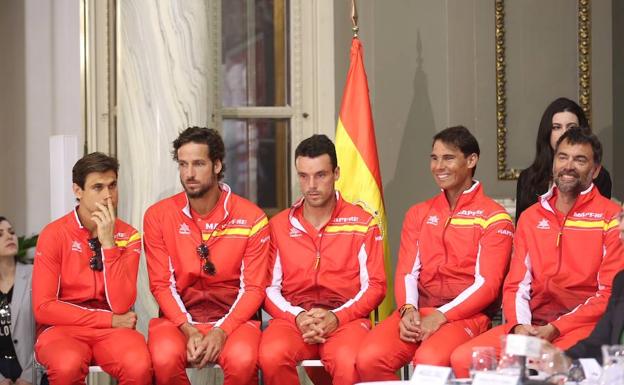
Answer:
[{"left": 471, "top": 346, "right": 497, "bottom": 379}]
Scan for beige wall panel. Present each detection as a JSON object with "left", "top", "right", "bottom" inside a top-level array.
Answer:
[
  {"left": 0, "top": 0, "right": 26, "bottom": 233},
  {"left": 504, "top": 0, "right": 578, "bottom": 174},
  {"left": 592, "top": 0, "right": 614, "bottom": 180}
]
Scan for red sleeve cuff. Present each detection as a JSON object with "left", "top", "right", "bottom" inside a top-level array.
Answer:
[
  {"left": 219, "top": 322, "right": 233, "bottom": 336},
  {"left": 550, "top": 319, "right": 567, "bottom": 334},
  {"left": 99, "top": 312, "right": 114, "bottom": 328},
  {"left": 333, "top": 310, "right": 348, "bottom": 326},
  {"left": 171, "top": 313, "right": 190, "bottom": 327}
]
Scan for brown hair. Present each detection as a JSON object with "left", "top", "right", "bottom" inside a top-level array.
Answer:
[
  {"left": 72, "top": 152, "right": 119, "bottom": 189},
  {"left": 172, "top": 127, "right": 226, "bottom": 181}
]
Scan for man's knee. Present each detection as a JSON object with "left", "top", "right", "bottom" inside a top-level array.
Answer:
[
  {"left": 413, "top": 344, "right": 451, "bottom": 367},
  {"left": 221, "top": 341, "right": 258, "bottom": 377},
  {"left": 118, "top": 346, "right": 154, "bottom": 380},
  {"left": 149, "top": 331, "right": 185, "bottom": 367},
  {"left": 45, "top": 350, "right": 89, "bottom": 383},
  {"left": 258, "top": 336, "right": 291, "bottom": 370},
  {"left": 324, "top": 357, "right": 358, "bottom": 385},
  {"left": 450, "top": 343, "right": 472, "bottom": 378}
]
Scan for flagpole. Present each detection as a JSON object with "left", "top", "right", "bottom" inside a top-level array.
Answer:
[{"left": 351, "top": 0, "right": 359, "bottom": 37}]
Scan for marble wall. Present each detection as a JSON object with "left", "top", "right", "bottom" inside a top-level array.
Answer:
[
  {"left": 117, "top": 0, "right": 212, "bottom": 336},
  {"left": 117, "top": 1, "right": 220, "bottom": 383}
]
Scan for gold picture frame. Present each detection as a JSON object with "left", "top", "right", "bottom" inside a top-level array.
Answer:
[{"left": 495, "top": 0, "right": 592, "bottom": 180}]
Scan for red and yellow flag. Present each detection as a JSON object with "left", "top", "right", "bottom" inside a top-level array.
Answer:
[{"left": 335, "top": 37, "right": 393, "bottom": 320}]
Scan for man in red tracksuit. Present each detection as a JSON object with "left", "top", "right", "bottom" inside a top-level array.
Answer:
[
  {"left": 33, "top": 152, "right": 152, "bottom": 385},
  {"left": 259, "top": 134, "right": 386, "bottom": 385},
  {"left": 451, "top": 128, "right": 624, "bottom": 377},
  {"left": 144, "top": 127, "right": 270, "bottom": 385},
  {"left": 356, "top": 126, "right": 514, "bottom": 381}
]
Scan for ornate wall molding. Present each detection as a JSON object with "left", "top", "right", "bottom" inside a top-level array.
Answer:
[
  {"left": 578, "top": 0, "right": 591, "bottom": 123},
  {"left": 495, "top": 0, "right": 592, "bottom": 180}
]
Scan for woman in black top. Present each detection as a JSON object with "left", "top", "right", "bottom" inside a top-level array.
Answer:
[
  {"left": 0, "top": 217, "right": 35, "bottom": 385},
  {"left": 515, "top": 97, "right": 612, "bottom": 222}
]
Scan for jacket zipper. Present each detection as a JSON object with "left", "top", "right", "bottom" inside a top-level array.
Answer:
[
  {"left": 440, "top": 192, "right": 468, "bottom": 297},
  {"left": 554, "top": 214, "right": 567, "bottom": 276},
  {"left": 299, "top": 226, "right": 324, "bottom": 305},
  {"left": 440, "top": 200, "right": 459, "bottom": 295}
]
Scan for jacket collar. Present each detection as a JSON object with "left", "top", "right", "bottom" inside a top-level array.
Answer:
[
  {"left": 438, "top": 180, "right": 482, "bottom": 211},
  {"left": 176, "top": 183, "right": 232, "bottom": 222},
  {"left": 539, "top": 183, "right": 596, "bottom": 215},
  {"left": 289, "top": 191, "right": 343, "bottom": 232},
  {"left": 71, "top": 206, "right": 84, "bottom": 229}
]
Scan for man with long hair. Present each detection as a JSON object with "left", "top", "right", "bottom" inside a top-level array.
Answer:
[{"left": 144, "top": 127, "right": 270, "bottom": 385}]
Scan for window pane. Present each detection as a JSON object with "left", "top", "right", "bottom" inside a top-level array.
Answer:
[
  {"left": 222, "top": 119, "right": 289, "bottom": 210},
  {"left": 222, "top": 0, "right": 290, "bottom": 107}
]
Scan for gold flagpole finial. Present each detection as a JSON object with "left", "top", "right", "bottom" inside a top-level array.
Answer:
[{"left": 351, "top": 0, "right": 359, "bottom": 37}]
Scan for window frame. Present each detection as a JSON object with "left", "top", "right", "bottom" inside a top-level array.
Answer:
[
  {"left": 83, "top": 0, "right": 337, "bottom": 214},
  {"left": 209, "top": 0, "right": 336, "bottom": 214}
]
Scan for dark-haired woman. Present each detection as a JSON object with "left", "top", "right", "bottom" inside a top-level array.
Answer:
[
  {"left": 515, "top": 97, "right": 612, "bottom": 222},
  {"left": 0, "top": 217, "right": 36, "bottom": 385}
]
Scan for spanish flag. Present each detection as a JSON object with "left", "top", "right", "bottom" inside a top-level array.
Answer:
[{"left": 335, "top": 37, "right": 393, "bottom": 320}]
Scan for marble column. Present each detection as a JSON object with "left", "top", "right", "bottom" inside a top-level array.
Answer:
[{"left": 117, "top": 1, "right": 219, "bottom": 383}]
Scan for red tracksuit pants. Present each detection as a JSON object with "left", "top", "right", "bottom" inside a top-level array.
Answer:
[
  {"left": 35, "top": 326, "right": 152, "bottom": 385},
  {"left": 356, "top": 308, "right": 489, "bottom": 381},
  {"left": 450, "top": 323, "right": 595, "bottom": 378},
  {"left": 147, "top": 317, "right": 260, "bottom": 385},
  {"left": 259, "top": 317, "right": 371, "bottom": 385}
]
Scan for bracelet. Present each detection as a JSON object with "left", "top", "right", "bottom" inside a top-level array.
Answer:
[{"left": 399, "top": 304, "right": 416, "bottom": 318}]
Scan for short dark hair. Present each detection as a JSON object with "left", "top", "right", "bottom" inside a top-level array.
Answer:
[
  {"left": 555, "top": 126, "right": 602, "bottom": 164},
  {"left": 72, "top": 152, "right": 119, "bottom": 189},
  {"left": 432, "top": 125, "right": 480, "bottom": 157},
  {"left": 172, "top": 126, "right": 226, "bottom": 181},
  {"left": 0, "top": 216, "right": 6, "bottom": 223},
  {"left": 294, "top": 134, "right": 338, "bottom": 170}
]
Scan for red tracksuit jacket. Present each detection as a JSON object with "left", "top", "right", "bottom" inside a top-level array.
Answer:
[
  {"left": 503, "top": 184, "right": 624, "bottom": 334},
  {"left": 143, "top": 185, "right": 270, "bottom": 335},
  {"left": 395, "top": 181, "right": 514, "bottom": 321},
  {"left": 265, "top": 193, "right": 386, "bottom": 326},
  {"left": 33, "top": 209, "right": 141, "bottom": 332}
]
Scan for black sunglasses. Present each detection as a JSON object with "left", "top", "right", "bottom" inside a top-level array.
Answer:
[
  {"left": 87, "top": 238, "right": 103, "bottom": 271},
  {"left": 197, "top": 243, "right": 216, "bottom": 276}
]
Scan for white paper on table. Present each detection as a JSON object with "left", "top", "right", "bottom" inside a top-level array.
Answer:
[
  {"left": 409, "top": 364, "right": 452, "bottom": 385},
  {"left": 579, "top": 358, "right": 602, "bottom": 382},
  {"left": 472, "top": 371, "right": 519, "bottom": 385},
  {"left": 601, "top": 364, "right": 624, "bottom": 385}
]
